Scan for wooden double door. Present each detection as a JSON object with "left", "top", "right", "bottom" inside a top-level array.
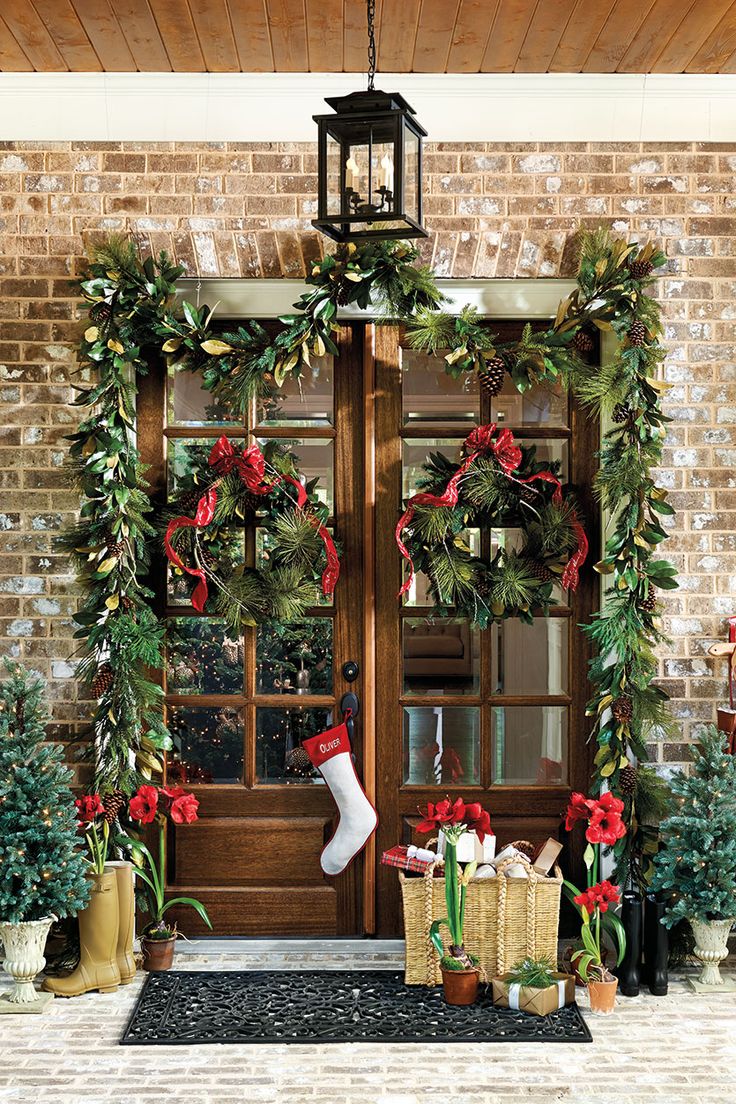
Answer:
[{"left": 142, "top": 322, "right": 596, "bottom": 938}]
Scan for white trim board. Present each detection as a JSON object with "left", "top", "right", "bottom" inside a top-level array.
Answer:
[
  {"left": 177, "top": 277, "right": 577, "bottom": 320},
  {"left": 2, "top": 73, "right": 736, "bottom": 143}
]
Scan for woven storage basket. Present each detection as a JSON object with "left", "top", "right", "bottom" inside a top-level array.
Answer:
[{"left": 400, "top": 853, "right": 562, "bottom": 986}]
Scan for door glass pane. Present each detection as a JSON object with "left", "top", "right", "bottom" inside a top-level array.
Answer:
[
  {"left": 522, "top": 439, "right": 568, "bottom": 481},
  {"left": 403, "top": 706, "right": 480, "bottom": 786},
  {"left": 167, "top": 528, "right": 245, "bottom": 608},
  {"left": 167, "top": 437, "right": 231, "bottom": 497},
  {"left": 403, "top": 618, "right": 479, "bottom": 695},
  {"left": 256, "top": 527, "right": 334, "bottom": 608},
  {"left": 255, "top": 707, "right": 330, "bottom": 784},
  {"left": 402, "top": 438, "right": 464, "bottom": 499},
  {"left": 491, "top": 619, "right": 568, "bottom": 696},
  {"left": 257, "top": 619, "right": 333, "bottom": 695},
  {"left": 257, "top": 437, "right": 334, "bottom": 514},
  {"left": 403, "top": 529, "right": 480, "bottom": 607},
  {"left": 167, "top": 365, "right": 240, "bottom": 427},
  {"left": 491, "top": 705, "right": 568, "bottom": 785},
  {"left": 258, "top": 357, "right": 334, "bottom": 427},
  {"left": 401, "top": 348, "right": 479, "bottom": 428},
  {"left": 166, "top": 618, "right": 244, "bottom": 695},
  {"left": 492, "top": 376, "right": 567, "bottom": 428},
  {"left": 167, "top": 705, "right": 244, "bottom": 785}
]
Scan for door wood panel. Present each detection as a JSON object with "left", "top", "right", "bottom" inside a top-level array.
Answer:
[{"left": 164, "top": 886, "right": 338, "bottom": 935}]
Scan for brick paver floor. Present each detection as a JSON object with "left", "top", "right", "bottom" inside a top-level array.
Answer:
[{"left": 1, "top": 950, "right": 735, "bottom": 1104}]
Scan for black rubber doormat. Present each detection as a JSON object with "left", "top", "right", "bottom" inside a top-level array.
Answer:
[{"left": 121, "top": 970, "right": 592, "bottom": 1045}]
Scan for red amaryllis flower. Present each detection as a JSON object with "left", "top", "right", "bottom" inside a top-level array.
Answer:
[
  {"left": 75, "top": 794, "right": 104, "bottom": 824},
  {"left": 169, "top": 792, "right": 199, "bottom": 825},
  {"left": 129, "top": 784, "right": 159, "bottom": 825},
  {"left": 160, "top": 785, "right": 185, "bottom": 808},
  {"left": 586, "top": 798, "right": 626, "bottom": 845},
  {"left": 462, "top": 801, "right": 492, "bottom": 842},
  {"left": 564, "top": 791, "right": 595, "bottom": 832},
  {"left": 575, "top": 880, "right": 621, "bottom": 915},
  {"left": 416, "top": 798, "right": 457, "bottom": 833}
]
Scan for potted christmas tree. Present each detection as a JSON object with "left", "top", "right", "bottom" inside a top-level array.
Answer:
[
  {"left": 0, "top": 663, "right": 89, "bottom": 1012},
  {"left": 652, "top": 725, "right": 736, "bottom": 991}
]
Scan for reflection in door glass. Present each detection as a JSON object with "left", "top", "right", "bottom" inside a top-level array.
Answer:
[
  {"left": 403, "top": 706, "right": 480, "bottom": 786},
  {"left": 166, "top": 618, "right": 244, "bottom": 695},
  {"left": 401, "top": 348, "right": 479, "bottom": 428},
  {"left": 167, "top": 363, "right": 240, "bottom": 427},
  {"left": 168, "top": 705, "right": 244, "bottom": 785},
  {"left": 257, "top": 437, "right": 334, "bottom": 514},
  {"left": 258, "top": 356, "right": 334, "bottom": 427},
  {"left": 257, "top": 619, "right": 333, "bottom": 695},
  {"left": 492, "top": 374, "right": 567, "bottom": 427},
  {"left": 492, "top": 705, "right": 568, "bottom": 785},
  {"left": 256, "top": 707, "right": 329, "bottom": 784},
  {"left": 403, "top": 618, "right": 480, "bottom": 696},
  {"left": 491, "top": 619, "right": 568, "bottom": 696},
  {"left": 402, "top": 530, "right": 480, "bottom": 607}
]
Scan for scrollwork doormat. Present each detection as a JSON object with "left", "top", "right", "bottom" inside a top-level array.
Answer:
[{"left": 121, "top": 970, "right": 592, "bottom": 1045}]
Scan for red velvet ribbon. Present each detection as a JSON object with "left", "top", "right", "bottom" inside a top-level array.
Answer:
[
  {"left": 561, "top": 511, "right": 589, "bottom": 591},
  {"left": 164, "top": 435, "right": 340, "bottom": 613}
]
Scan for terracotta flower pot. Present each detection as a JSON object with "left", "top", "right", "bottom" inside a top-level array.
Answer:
[
  {"left": 565, "top": 944, "right": 608, "bottom": 988},
  {"left": 587, "top": 974, "right": 618, "bottom": 1015},
  {"left": 141, "top": 935, "right": 176, "bottom": 972},
  {"left": 441, "top": 966, "right": 480, "bottom": 1006}
]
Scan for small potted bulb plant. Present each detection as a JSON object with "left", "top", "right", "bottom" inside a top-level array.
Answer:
[
  {"left": 120, "top": 784, "right": 212, "bottom": 970},
  {"left": 417, "top": 797, "right": 492, "bottom": 1005}
]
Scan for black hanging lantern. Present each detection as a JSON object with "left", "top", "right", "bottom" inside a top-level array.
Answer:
[{"left": 312, "top": 2, "right": 427, "bottom": 243}]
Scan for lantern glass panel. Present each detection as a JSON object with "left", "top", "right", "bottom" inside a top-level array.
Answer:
[{"left": 404, "top": 125, "right": 420, "bottom": 225}]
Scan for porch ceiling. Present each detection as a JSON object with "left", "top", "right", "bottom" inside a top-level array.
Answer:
[{"left": 2, "top": 0, "right": 736, "bottom": 75}]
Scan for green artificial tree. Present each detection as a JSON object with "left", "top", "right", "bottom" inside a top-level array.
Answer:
[
  {"left": 652, "top": 725, "right": 736, "bottom": 927},
  {"left": 0, "top": 662, "right": 90, "bottom": 924}
]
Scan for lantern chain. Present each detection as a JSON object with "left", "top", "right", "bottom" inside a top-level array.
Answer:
[{"left": 366, "top": 0, "right": 376, "bottom": 91}]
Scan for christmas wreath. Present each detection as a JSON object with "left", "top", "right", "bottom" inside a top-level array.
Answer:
[
  {"left": 396, "top": 424, "right": 587, "bottom": 627},
  {"left": 164, "top": 435, "right": 338, "bottom": 631}
]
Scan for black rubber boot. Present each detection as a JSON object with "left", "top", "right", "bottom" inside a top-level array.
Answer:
[
  {"left": 643, "top": 892, "right": 669, "bottom": 996},
  {"left": 617, "top": 889, "right": 643, "bottom": 997}
]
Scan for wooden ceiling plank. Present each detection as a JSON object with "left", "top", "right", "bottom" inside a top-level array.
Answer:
[
  {"left": 265, "top": 0, "right": 309, "bottom": 71},
  {"left": 479, "top": 0, "right": 539, "bottom": 73},
  {"left": 583, "top": 0, "right": 658, "bottom": 72},
  {"left": 515, "top": 0, "right": 578, "bottom": 72},
  {"left": 446, "top": 0, "right": 500, "bottom": 72},
  {"left": 107, "top": 0, "right": 171, "bottom": 71},
  {"left": 146, "top": 0, "right": 206, "bottom": 71},
  {"left": 344, "top": 0, "right": 384, "bottom": 72},
  {"left": 412, "top": 0, "right": 461, "bottom": 73},
  {"left": 616, "top": 0, "right": 698, "bottom": 72},
  {"left": 549, "top": 0, "right": 616, "bottom": 72},
  {"left": 687, "top": 0, "right": 736, "bottom": 72},
  {"left": 187, "top": 0, "right": 240, "bottom": 71},
  {"left": 654, "top": 0, "right": 735, "bottom": 71},
  {"left": 0, "top": 15, "right": 34, "bottom": 70},
  {"left": 30, "top": 0, "right": 101, "bottom": 70},
  {"left": 2, "top": 0, "right": 67, "bottom": 69},
  {"left": 227, "top": 0, "right": 273, "bottom": 70},
  {"left": 68, "top": 0, "right": 137, "bottom": 70},
  {"left": 305, "top": 0, "right": 343, "bottom": 72},
  {"left": 377, "top": 0, "right": 422, "bottom": 72}
]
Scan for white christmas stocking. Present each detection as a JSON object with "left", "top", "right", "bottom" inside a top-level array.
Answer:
[{"left": 303, "top": 720, "right": 377, "bottom": 876}]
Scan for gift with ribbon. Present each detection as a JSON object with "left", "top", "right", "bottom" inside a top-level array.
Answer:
[{"left": 492, "top": 971, "right": 575, "bottom": 1016}]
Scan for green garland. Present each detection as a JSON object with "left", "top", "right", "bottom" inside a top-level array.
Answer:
[{"left": 67, "top": 231, "right": 675, "bottom": 851}]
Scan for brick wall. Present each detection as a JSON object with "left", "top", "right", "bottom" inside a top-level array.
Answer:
[{"left": 0, "top": 139, "right": 732, "bottom": 766}]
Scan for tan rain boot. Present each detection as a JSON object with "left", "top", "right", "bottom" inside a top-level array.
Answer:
[
  {"left": 106, "top": 861, "right": 136, "bottom": 984},
  {"left": 43, "top": 870, "right": 121, "bottom": 997}
]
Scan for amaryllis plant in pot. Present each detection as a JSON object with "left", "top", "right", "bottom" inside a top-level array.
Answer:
[
  {"left": 564, "top": 792, "right": 627, "bottom": 1014},
  {"left": 119, "top": 784, "right": 212, "bottom": 970},
  {"left": 417, "top": 797, "right": 492, "bottom": 1005}
]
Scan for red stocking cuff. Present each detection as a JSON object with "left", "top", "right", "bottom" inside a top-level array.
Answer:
[{"left": 302, "top": 722, "right": 351, "bottom": 768}]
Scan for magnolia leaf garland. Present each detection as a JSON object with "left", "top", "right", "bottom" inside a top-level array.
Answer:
[
  {"left": 68, "top": 230, "right": 675, "bottom": 833},
  {"left": 163, "top": 436, "right": 339, "bottom": 632}
]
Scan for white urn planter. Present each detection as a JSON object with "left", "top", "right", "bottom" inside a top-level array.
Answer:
[
  {"left": 689, "top": 918, "right": 736, "bottom": 993},
  {"left": 0, "top": 916, "right": 56, "bottom": 1013}
]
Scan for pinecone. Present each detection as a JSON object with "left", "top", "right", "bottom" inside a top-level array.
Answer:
[
  {"left": 92, "top": 301, "right": 113, "bottom": 325},
  {"left": 91, "top": 663, "right": 114, "bottom": 698},
  {"left": 106, "top": 538, "right": 125, "bottom": 558},
  {"left": 478, "top": 355, "right": 506, "bottom": 397},
  {"left": 177, "top": 487, "right": 205, "bottom": 514},
  {"left": 611, "top": 695, "right": 633, "bottom": 724},
  {"left": 612, "top": 403, "right": 633, "bottom": 424},
  {"left": 200, "top": 549, "right": 218, "bottom": 571},
  {"left": 640, "top": 591, "right": 657, "bottom": 613},
  {"left": 627, "top": 320, "right": 648, "bottom": 347},
  {"left": 222, "top": 640, "right": 239, "bottom": 666},
  {"left": 102, "top": 790, "right": 126, "bottom": 825},
  {"left": 336, "top": 280, "right": 353, "bottom": 307},
  {"left": 628, "top": 258, "right": 653, "bottom": 280},
  {"left": 527, "top": 560, "right": 556, "bottom": 584},
  {"left": 285, "top": 747, "right": 313, "bottom": 776},
  {"left": 619, "top": 764, "right": 638, "bottom": 796},
  {"left": 519, "top": 484, "right": 541, "bottom": 504},
  {"left": 572, "top": 329, "right": 595, "bottom": 356},
  {"left": 121, "top": 594, "right": 134, "bottom": 611}
]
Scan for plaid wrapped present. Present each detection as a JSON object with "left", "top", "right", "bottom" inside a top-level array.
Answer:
[{"left": 381, "top": 845, "right": 435, "bottom": 875}]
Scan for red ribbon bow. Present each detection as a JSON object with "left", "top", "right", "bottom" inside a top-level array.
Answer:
[{"left": 209, "top": 436, "right": 276, "bottom": 495}]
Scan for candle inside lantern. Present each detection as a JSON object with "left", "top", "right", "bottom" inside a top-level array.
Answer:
[
  {"left": 345, "top": 155, "right": 359, "bottom": 190},
  {"left": 381, "top": 153, "right": 394, "bottom": 191}
]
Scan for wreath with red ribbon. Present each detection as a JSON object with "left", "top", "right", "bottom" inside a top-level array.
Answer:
[
  {"left": 165, "top": 436, "right": 339, "bottom": 630},
  {"left": 396, "top": 424, "right": 588, "bottom": 627}
]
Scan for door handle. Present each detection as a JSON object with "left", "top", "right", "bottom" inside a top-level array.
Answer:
[{"left": 340, "top": 691, "right": 360, "bottom": 743}]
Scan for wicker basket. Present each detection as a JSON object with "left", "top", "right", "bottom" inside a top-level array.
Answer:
[{"left": 400, "top": 853, "right": 562, "bottom": 986}]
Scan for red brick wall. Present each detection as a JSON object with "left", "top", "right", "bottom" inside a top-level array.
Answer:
[{"left": 0, "top": 139, "right": 731, "bottom": 765}]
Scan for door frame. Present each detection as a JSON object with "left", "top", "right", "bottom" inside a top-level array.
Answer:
[{"left": 162, "top": 277, "right": 597, "bottom": 937}]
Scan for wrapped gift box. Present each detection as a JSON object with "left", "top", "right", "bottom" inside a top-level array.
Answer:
[
  {"left": 381, "top": 845, "right": 435, "bottom": 875},
  {"left": 492, "top": 972, "right": 575, "bottom": 1016},
  {"left": 438, "top": 830, "right": 496, "bottom": 864}
]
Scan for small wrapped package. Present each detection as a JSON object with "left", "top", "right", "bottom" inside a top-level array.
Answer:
[
  {"left": 492, "top": 972, "right": 576, "bottom": 1016},
  {"left": 532, "top": 838, "right": 563, "bottom": 876},
  {"left": 381, "top": 845, "right": 436, "bottom": 875},
  {"left": 438, "top": 830, "right": 496, "bottom": 864}
]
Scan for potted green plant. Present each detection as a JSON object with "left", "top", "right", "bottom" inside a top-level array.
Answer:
[
  {"left": 564, "top": 791, "right": 627, "bottom": 1014},
  {"left": 120, "top": 784, "right": 212, "bottom": 970},
  {"left": 416, "top": 797, "right": 491, "bottom": 1005}
]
